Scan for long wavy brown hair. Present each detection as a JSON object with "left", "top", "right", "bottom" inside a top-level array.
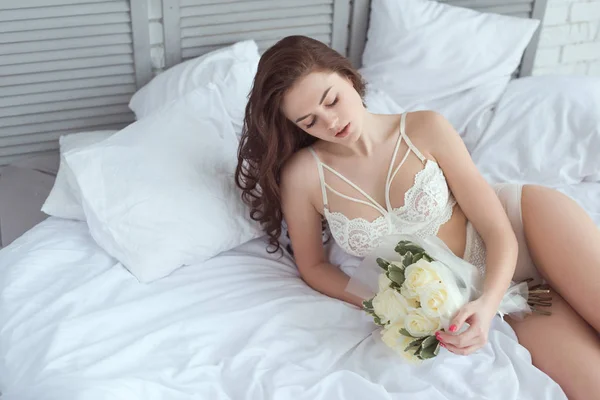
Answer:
[{"left": 235, "top": 35, "right": 366, "bottom": 253}]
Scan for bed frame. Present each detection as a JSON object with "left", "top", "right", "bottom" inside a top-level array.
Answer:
[{"left": 0, "top": 0, "right": 547, "bottom": 165}]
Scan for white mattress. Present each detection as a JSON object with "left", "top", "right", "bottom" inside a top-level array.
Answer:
[{"left": 0, "top": 216, "right": 575, "bottom": 400}]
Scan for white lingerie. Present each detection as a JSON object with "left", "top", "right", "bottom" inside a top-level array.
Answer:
[
  {"left": 308, "top": 112, "right": 456, "bottom": 258},
  {"left": 309, "top": 112, "right": 541, "bottom": 283}
]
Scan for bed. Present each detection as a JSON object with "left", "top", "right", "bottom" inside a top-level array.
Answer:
[{"left": 1, "top": 1, "right": 599, "bottom": 399}]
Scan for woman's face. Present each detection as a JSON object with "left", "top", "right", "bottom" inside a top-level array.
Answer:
[{"left": 281, "top": 70, "right": 365, "bottom": 143}]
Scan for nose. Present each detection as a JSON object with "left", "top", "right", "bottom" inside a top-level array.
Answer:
[{"left": 326, "top": 115, "right": 339, "bottom": 131}]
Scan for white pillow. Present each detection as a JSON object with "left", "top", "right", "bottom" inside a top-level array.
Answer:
[
  {"left": 364, "top": 85, "right": 405, "bottom": 115},
  {"left": 360, "top": 0, "right": 539, "bottom": 133},
  {"left": 65, "top": 84, "right": 262, "bottom": 283},
  {"left": 41, "top": 130, "right": 115, "bottom": 220},
  {"left": 471, "top": 75, "right": 600, "bottom": 186},
  {"left": 128, "top": 40, "right": 260, "bottom": 137}
]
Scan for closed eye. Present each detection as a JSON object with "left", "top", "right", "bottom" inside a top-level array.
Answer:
[{"left": 305, "top": 97, "right": 338, "bottom": 129}]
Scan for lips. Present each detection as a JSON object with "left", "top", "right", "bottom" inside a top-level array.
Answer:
[{"left": 335, "top": 123, "right": 350, "bottom": 137}]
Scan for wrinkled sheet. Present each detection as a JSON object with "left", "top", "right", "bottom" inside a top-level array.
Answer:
[{"left": 0, "top": 218, "right": 567, "bottom": 400}]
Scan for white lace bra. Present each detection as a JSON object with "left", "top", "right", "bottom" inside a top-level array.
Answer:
[{"left": 308, "top": 112, "right": 456, "bottom": 258}]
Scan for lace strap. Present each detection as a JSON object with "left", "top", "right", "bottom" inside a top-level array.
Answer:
[
  {"left": 400, "top": 112, "right": 426, "bottom": 164},
  {"left": 308, "top": 147, "right": 329, "bottom": 209},
  {"left": 324, "top": 183, "right": 388, "bottom": 215}
]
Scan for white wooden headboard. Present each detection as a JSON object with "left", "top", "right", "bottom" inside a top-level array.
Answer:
[{"left": 0, "top": 0, "right": 547, "bottom": 165}]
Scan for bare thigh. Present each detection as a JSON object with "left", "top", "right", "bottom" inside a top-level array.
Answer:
[{"left": 507, "top": 185, "right": 600, "bottom": 399}]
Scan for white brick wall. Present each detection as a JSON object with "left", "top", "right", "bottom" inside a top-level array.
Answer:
[{"left": 533, "top": 0, "right": 600, "bottom": 76}]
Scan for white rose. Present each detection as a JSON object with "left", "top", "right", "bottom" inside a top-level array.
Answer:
[
  {"left": 404, "top": 308, "right": 442, "bottom": 338},
  {"left": 401, "top": 259, "right": 443, "bottom": 299},
  {"left": 418, "top": 282, "right": 462, "bottom": 319},
  {"left": 380, "top": 323, "right": 422, "bottom": 363},
  {"left": 378, "top": 273, "right": 393, "bottom": 292},
  {"left": 372, "top": 288, "right": 414, "bottom": 325}
]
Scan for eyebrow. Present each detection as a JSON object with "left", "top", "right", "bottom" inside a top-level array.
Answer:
[{"left": 295, "top": 86, "right": 333, "bottom": 123}]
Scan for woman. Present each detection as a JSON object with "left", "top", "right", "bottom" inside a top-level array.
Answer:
[{"left": 235, "top": 35, "right": 600, "bottom": 399}]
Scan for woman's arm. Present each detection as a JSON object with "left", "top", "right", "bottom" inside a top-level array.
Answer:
[
  {"left": 418, "top": 111, "right": 518, "bottom": 306},
  {"left": 280, "top": 152, "right": 364, "bottom": 308}
]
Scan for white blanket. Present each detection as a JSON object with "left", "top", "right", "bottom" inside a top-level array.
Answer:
[{"left": 0, "top": 218, "right": 567, "bottom": 400}]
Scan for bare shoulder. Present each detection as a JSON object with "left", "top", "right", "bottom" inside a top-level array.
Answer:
[
  {"left": 404, "top": 110, "right": 457, "bottom": 158},
  {"left": 280, "top": 147, "right": 321, "bottom": 206}
]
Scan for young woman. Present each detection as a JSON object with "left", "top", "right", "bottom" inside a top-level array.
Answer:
[{"left": 235, "top": 35, "right": 600, "bottom": 399}]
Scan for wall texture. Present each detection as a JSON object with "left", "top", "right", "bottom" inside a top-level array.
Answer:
[{"left": 533, "top": 0, "right": 600, "bottom": 75}]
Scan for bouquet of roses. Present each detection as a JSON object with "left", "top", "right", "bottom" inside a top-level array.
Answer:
[{"left": 346, "top": 234, "right": 551, "bottom": 362}]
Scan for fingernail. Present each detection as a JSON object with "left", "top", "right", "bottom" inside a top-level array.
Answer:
[{"left": 449, "top": 325, "right": 457, "bottom": 332}]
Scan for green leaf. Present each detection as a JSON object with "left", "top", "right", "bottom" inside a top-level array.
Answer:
[
  {"left": 419, "top": 341, "right": 439, "bottom": 360},
  {"left": 411, "top": 253, "right": 424, "bottom": 263},
  {"left": 433, "top": 342, "right": 441, "bottom": 356},
  {"left": 362, "top": 298, "right": 374, "bottom": 311},
  {"left": 373, "top": 316, "right": 386, "bottom": 327},
  {"left": 387, "top": 265, "right": 405, "bottom": 286},
  {"left": 376, "top": 257, "right": 391, "bottom": 271},
  {"left": 422, "top": 254, "right": 434, "bottom": 262},
  {"left": 404, "top": 337, "right": 425, "bottom": 352},
  {"left": 402, "top": 251, "right": 414, "bottom": 268},
  {"left": 395, "top": 241, "right": 426, "bottom": 256},
  {"left": 421, "top": 335, "right": 438, "bottom": 350},
  {"left": 399, "top": 328, "right": 415, "bottom": 338}
]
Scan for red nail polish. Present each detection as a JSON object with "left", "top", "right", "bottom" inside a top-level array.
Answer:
[{"left": 449, "top": 325, "right": 457, "bottom": 332}]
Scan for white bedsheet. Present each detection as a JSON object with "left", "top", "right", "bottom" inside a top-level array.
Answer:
[{"left": 0, "top": 218, "right": 568, "bottom": 400}]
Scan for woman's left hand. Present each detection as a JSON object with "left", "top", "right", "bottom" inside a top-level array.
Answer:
[{"left": 436, "top": 295, "right": 499, "bottom": 356}]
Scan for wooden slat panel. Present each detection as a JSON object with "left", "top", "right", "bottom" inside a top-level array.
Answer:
[
  {"left": 0, "top": 124, "right": 124, "bottom": 148},
  {"left": 2, "top": 76, "right": 135, "bottom": 97},
  {"left": 0, "top": 142, "right": 60, "bottom": 157},
  {"left": 182, "top": 25, "right": 332, "bottom": 49},
  {"left": 0, "top": 34, "right": 132, "bottom": 55},
  {"left": 0, "top": 95, "right": 132, "bottom": 118},
  {"left": 0, "top": 54, "right": 134, "bottom": 75},
  {"left": 442, "top": 0, "right": 530, "bottom": 6},
  {"left": 182, "top": 16, "right": 333, "bottom": 39},
  {"left": 0, "top": 0, "right": 141, "bottom": 164},
  {"left": 474, "top": 4, "right": 532, "bottom": 14},
  {"left": 0, "top": 13, "right": 130, "bottom": 33},
  {"left": 0, "top": 23, "right": 132, "bottom": 44},
  {"left": 1, "top": 0, "right": 123, "bottom": 10},
  {"left": 0, "top": 65, "right": 135, "bottom": 87},
  {"left": 331, "top": 0, "right": 351, "bottom": 54},
  {"left": 0, "top": 151, "right": 59, "bottom": 166},
  {"left": 0, "top": 2, "right": 130, "bottom": 22},
  {"left": 0, "top": 44, "right": 132, "bottom": 66},
  {"left": 181, "top": 5, "right": 332, "bottom": 27},
  {"left": 0, "top": 105, "right": 131, "bottom": 128},
  {"left": 182, "top": 34, "right": 333, "bottom": 60},
  {"left": 2, "top": 113, "right": 133, "bottom": 138},
  {"left": 0, "top": 85, "right": 136, "bottom": 108},
  {"left": 180, "top": 0, "right": 331, "bottom": 16},
  {"left": 256, "top": 34, "right": 332, "bottom": 52}
]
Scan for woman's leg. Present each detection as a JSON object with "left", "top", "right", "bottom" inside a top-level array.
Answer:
[
  {"left": 520, "top": 185, "right": 600, "bottom": 331},
  {"left": 507, "top": 289, "right": 600, "bottom": 400},
  {"left": 507, "top": 184, "right": 600, "bottom": 399}
]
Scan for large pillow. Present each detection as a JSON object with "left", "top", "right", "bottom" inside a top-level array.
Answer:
[
  {"left": 65, "top": 84, "right": 262, "bottom": 283},
  {"left": 360, "top": 0, "right": 539, "bottom": 134},
  {"left": 128, "top": 40, "right": 260, "bottom": 137},
  {"left": 41, "top": 130, "right": 115, "bottom": 220},
  {"left": 471, "top": 75, "right": 600, "bottom": 186}
]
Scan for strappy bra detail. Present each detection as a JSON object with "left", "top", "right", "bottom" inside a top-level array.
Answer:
[{"left": 308, "top": 112, "right": 456, "bottom": 258}]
